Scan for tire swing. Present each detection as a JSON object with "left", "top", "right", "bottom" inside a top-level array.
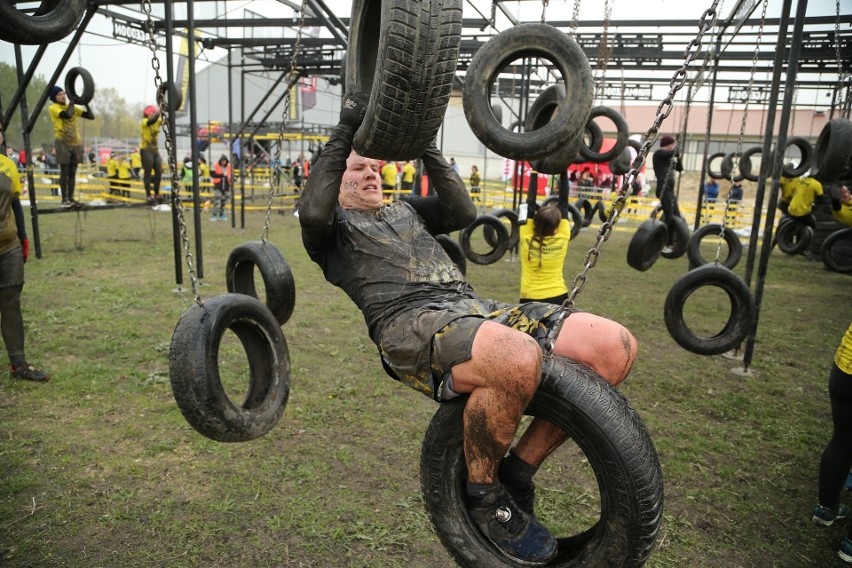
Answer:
[
  {"left": 575, "top": 198, "right": 594, "bottom": 227},
  {"left": 686, "top": 223, "right": 743, "bottom": 270},
  {"left": 578, "top": 106, "right": 630, "bottom": 163},
  {"left": 820, "top": 227, "right": 852, "bottom": 273},
  {"left": 664, "top": 264, "right": 755, "bottom": 356},
  {"left": 462, "top": 23, "right": 594, "bottom": 160},
  {"left": 738, "top": 145, "right": 766, "bottom": 182},
  {"left": 660, "top": 216, "right": 690, "bottom": 259},
  {"left": 139, "top": 10, "right": 291, "bottom": 443},
  {"left": 524, "top": 85, "right": 585, "bottom": 174},
  {"left": 421, "top": 356, "right": 664, "bottom": 568},
  {"left": 0, "top": 0, "right": 87, "bottom": 45},
  {"left": 459, "top": 214, "right": 510, "bottom": 265},
  {"left": 482, "top": 209, "right": 520, "bottom": 250},
  {"left": 346, "top": 0, "right": 463, "bottom": 159},
  {"left": 706, "top": 152, "right": 726, "bottom": 179},
  {"left": 626, "top": 219, "right": 667, "bottom": 272},
  {"left": 64, "top": 67, "right": 95, "bottom": 105},
  {"left": 775, "top": 220, "right": 813, "bottom": 255},
  {"left": 811, "top": 118, "right": 852, "bottom": 183},
  {"left": 436, "top": 234, "right": 468, "bottom": 276},
  {"left": 781, "top": 137, "right": 814, "bottom": 178}
]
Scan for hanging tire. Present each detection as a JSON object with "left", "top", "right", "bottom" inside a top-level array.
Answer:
[
  {"left": 226, "top": 241, "right": 296, "bottom": 326},
  {"left": 459, "top": 215, "right": 509, "bottom": 265},
  {"left": 463, "top": 23, "right": 593, "bottom": 160},
  {"left": 706, "top": 152, "right": 726, "bottom": 179},
  {"left": 775, "top": 221, "right": 814, "bottom": 255},
  {"left": 781, "top": 137, "right": 813, "bottom": 178},
  {"left": 169, "top": 294, "right": 291, "bottom": 442},
  {"left": 0, "top": 0, "right": 86, "bottom": 45},
  {"left": 738, "top": 145, "right": 765, "bottom": 182},
  {"left": 627, "top": 219, "right": 667, "bottom": 272},
  {"left": 578, "top": 106, "right": 629, "bottom": 163},
  {"left": 812, "top": 118, "right": 852, "bottom": 183},
  {"left": 577, "top": 119, "right": 604, "bottom": 164},
  {"left": 436, "top": 234, "right": 468, "bottom": 276},
  {"left": 482, "top": 209, "right": 519, "bottom": 249},
  {"left": 595, "top": 200, "right": 608, "bottom": 223},
  {"left": 576, "top": 198, "right": 594, "bottom": 227},
  {"left": 346, "top": 0, "right": 462, "bottom": 160},
  {"left": 64, "top": 67, "right": 95, "bottom": 105},
  {"left": 720, "top": 152, "right": 745, "bottom": 182},
  {"left": 686, "top": 223, "right": 743, "bottom": 270},
  {"left": 820, "top": 227, "right": 852, "bottom": 273},
  {"left": 420, "top": 356, "right": 664, "bottom": 568},
  {"left": 608, "top": 145, "right": 633, "bottom": 175},
  {"left": 157, "top": 80, "right": 184, "bottom": 113},
  {"left": 660, "top": 216, "right": 690, "bottom": 260},
  {"left": 525, "top": 85, "right": 582, "bottom": 174},
  {"left": 664, "top": 264, "right": 754, "bottom": 356}
]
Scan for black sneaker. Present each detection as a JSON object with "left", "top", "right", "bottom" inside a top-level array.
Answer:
[
  {"left": 499, "top": 459, "right": 536, "bottom": 516},
  {"left": 468, "top": 485, "right": 557, "bottom": 565},
  {"left": 9, "top": 363, "right": 50, "bottom": 382},
  {"left": 61, "top": 200, "right": 72, "bottom": 209}
]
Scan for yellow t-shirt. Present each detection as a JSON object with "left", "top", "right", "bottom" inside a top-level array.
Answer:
[
  {"left": 140, "top": 116, "right": 162, "bottom": 151},
  {"left": 835, "top": 322, "right": 852, "bottom": 375},
  {"left": 519, "top": 218, "right": 571, "bottom": 300},
  {"left": 107, "top": 157, "right": 119, "bottom": 177},
  {"left": 48, "top": 102, "right": 84, "bottom": 144},
  {"left": 0, "top": 155, "right": 23, "bottom": 254},
  {"left": 118, "top": 159, "right": 132, "bottom": 180},
  {"left": 833, "top": 202, "right": 852, "bottom": 227},
  {"left": 381, "top": 163, "right": 398, "bottom": 187},
  {"left": 130, "top": 151, "right": 142, "bottom": 168},
  {"left": 788, "top": 177, "right": 823, "bottom": 217},
  {"left": 402, "top": 162, "right": 416, "bottom": 184}
]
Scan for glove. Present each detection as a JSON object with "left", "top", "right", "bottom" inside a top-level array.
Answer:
[
  {"left": 339, "top": 91, "right": 369, "bottom": 129},
  {"left": 21, "top": 239, "right": 29, "bottom": 263}
]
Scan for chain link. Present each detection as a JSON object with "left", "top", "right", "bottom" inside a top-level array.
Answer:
[
  {"left": 540, "top": 0, "right": 549, "bottom": 24},
  {"left": 543, "top": 1, "right": 720, "bottom": 355},
  {"left": 595, "top": 0, "right": 613, "bottom": 102},
  {"left": 143, "top": 0, "right": 203, "bottom": 305},
  {"left": 834, "top": 0, "right": 848, "bottom": 118},
  {"left": 570, "top": 0, "right": 581, "bottom": 35},
  {"left": 263, "top": 1, "right": 307, "bottom": 244}
]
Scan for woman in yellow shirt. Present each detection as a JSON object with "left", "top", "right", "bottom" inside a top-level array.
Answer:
[
  {"left": 518, "top": 205, "right": 571, "bottom": 304},
  {"left": 47, "top": 85, "right": 94, "bottom": 208},
  {"left": 831, "top": 184, "right": 852, "bottom": 227}
]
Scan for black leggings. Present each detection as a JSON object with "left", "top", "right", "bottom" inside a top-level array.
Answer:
[
  {"left": 0, "top": 285, "right": 25, "bottom": 363},
  {"left": 818, "top": 362, "right": 852, "bottom": 537},
  {"left": 59, "top": 161, "right": 79, "bottom": 201},
  {"left": 660, "top": 189, "right": 681, "bottom": 245},
  {"left": 141, "top": 150, "right": 162, "bottom": 197}
]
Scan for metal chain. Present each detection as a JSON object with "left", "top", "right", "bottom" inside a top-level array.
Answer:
[
  {"left": 714, "top": 0, "right": 767, "bottom": 264},
  {"left": 142, "top": 0, "right": 203, "bottom": 305},
  {"left": 540, "top": 0, "right": 549, "bottom": 23},
  {"left": 263, "top": 0, "right": 307, "bottom": 244},
  {"left": 570, "top": 0, "right": 581, "bottom": 35},
  {"left": 543, "top": 1, "right": 720, "bottom": 355},
  {"left": 834, "top": 0, "right": 848, "bottom": 118},
  {"left": 595, "top": 0, "right": 613, "bottom": 102}
]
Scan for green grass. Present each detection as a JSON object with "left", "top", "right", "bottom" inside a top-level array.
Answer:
[{"left": 0, "top": 205, "right": 849, "bottom": 567}]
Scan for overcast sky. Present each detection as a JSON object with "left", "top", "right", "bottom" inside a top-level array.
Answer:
[{"left": 1, "top": 0, "right": 848, "bottom": 109}]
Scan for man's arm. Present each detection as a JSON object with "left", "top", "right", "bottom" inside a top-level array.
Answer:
[
  {"left": 404, "top": 142, "right": 476, "bottom": 234},
  {"left": 81, "top": 103, "right": 95, "bottom": 120},
  {"left": 146, "top": 113, "right": 160, "bottom": 126}
]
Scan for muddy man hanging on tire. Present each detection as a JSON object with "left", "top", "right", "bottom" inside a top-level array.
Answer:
[{"left": 298, "top": 92, "right": 638, "bottom": 566}]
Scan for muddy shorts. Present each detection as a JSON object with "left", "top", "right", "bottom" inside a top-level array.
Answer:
[
  {"left": 377, "top": 298, "right": 569, "bottom": 402},
  {"left": 0, "top": 244, "right": 24, "bottom": 288},
  {"left": 55, "top": 140, "right": 83, "bottom": 165}
]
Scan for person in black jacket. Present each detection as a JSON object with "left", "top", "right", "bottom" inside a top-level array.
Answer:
[{"left": 652, "top": 135, "right": 683, "bottom": 252}]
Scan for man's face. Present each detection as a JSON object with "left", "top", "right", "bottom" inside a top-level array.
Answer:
[
  {"left": 55, "top": 91, "right": 68, "bottom": 105},
  {"left": 840, "top": 185, "right": 851, "bottom": 205},
  {"left": 339, "top": 151, "right": 383, "bottom": 210}
]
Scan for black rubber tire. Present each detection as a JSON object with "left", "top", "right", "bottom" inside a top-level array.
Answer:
[
  {"left": 157, "top": 81, "right": 184, "bottom": 113},
  {"left": 627, "top": 219, "right": 667, "bottom": 272},
  {"left": 576, "top": 198, "right": 594, "bottom": 227},
  {"left": 564, "top": 202, "right": 583, "bottom": 240},
  {"left": 576, "top": 119, "right": 604, "bottom": 164},
  {"left": 595, "top": 200, "right": 608, "bottom": 223},
  {"left": 820, "top": 227, "right": 852, "bottom": 273},
  {"left": 608, "top": 145, "right": 633, "bottom": 175},
  {"left": 720, "top": 152, "right": 745, "bottom": 182},
  {"left": 686, "top": 223, "right": 743, "bottom": 270},
  {"left": 706, "top": 152, "right": 726, "bottom": 179},
  {"left": 0, "top": 0, "right": 86, "bottom": 45},
  {"left": 436, "top": 234, "right": 468, "bottom": 276},
  {"left": 463, "top": 23, "right": 593, "bottom": 160},
  {"left": 64, "top": 67, "right": 95, "bottom": 105},
  {"left": 578, "top": 106, "right": 629, "bottom": 163},
  {"left": 524, "top": 85, "right": 582, "bottom": 174},
  {"left": 781, "top": 137, "right": 814, "bottom": 178},
  {"left": 664, "top": 264, "right": 755, "bottom": 356},
  {"left": 738, "top": 145, "right": 765, "bottom": 182},
  {"left": 482, "top": 209, "right": 519, "bottom": 249},
  {"left": 660, "top": 216, "right": 690, "bottom": 260},
  {"left": 347, "top": 0, "right": 462, "bottom": 160},
  {"left": 169, "top": 293, "right": 291, "bottom": 442},
  {"left": 420, "top": 356, "right": 664, "bottom": 568},
  {"left": 226, "top": 241, "right": 296, "bottom": 326},
  {"left": 491, "top": 103, "right": 503, "bottom": 127},
  {"left": 459, "top": 215, "right": 509, "bottom": 265},
  {"left": 775, "top": 221, "right": 814, "bottom": 255},
  {"left": 812, "top": 118, "right": 852, "bottom": 184}
]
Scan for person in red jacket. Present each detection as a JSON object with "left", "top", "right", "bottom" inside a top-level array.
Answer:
[{"left": 210, "top": 154, "right": 232, "bottom": 221}]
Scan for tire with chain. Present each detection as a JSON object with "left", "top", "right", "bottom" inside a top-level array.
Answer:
[
  {"left": 436, "top": 234, "right": 468, "bottom": 276},
  {"left": 578, "top": 106, "right": 630, "bottom": 163},
  {"left": 812, "top": 118, "right": 852, "bottom": 183},
  {"left": 664, "top": 264, "right": 755, "bottom": 356},
  {"left": 660, "top": 216, "right": 690, "bottom": 260},
  {"left": 706, "top": 152, "right": 726, "bottom": 179},
  {"left": 820, "top": 227, "right": 852, "bottom": 273},
  {"left": 482, "top": 209, "right": 519, "bottom": 250},
  {"left": 627, "top": 219, "right": 667, "bottom": 272},
  {"left": 781, "top": 137, "right": 814, "bottom": 178},
  {"left": 420, "top": 355, "right": 664, "bottom": 568},
  {"left": 575, "top": 198, "right": 594, "bottom": 227},
  {"left": 686, "top": 223, "right": 743, "bottom": 270},
  {"left": 169, "top": 294, "right": 291, "bottom": 442},
  {"left": 738, "top": 145, "right": 765, "bottom": 182},
  {"left": 226, "top": 241, "right": 296, "bottom": 326},
  {"left": 720, "top": 152, "right": 746, "bottom": 182},
  {"left": 463, "top": 23, "right": 593, "bottom": 160},
  {"left": 157, "top": 81, "right": 184, "bottom": 113},
  {"left": 64, "top": 67, "right": 95, "bottom": 105},
  {"left": 775, "top": 221, "right": 814, "bottom": 255},
  {"left": 0, "top": 0, "right": 87, "bottom": 45},
  {"left": 346, "top": 0, "right": 462, "bottom": 160},
  {"left": 459, "top": 215, "right": 509, "bottom": 265},
  {"left": 524, "top": 85, "right": 582, "bottom": 174}
]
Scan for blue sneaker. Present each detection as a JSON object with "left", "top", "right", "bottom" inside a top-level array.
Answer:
[
  {"left": 210, "top": 215, "right": 218, "bottom": 221},
  {"left": 845, "top": 472, "right": 852, "bottom": 490},
  {"left": 468, "top": 485, "right": 557, "bottom": 565},
  {"left": 813, "top": 503, "right": 851, "bottom": 526},
  {"left": 839, "top": 538, "right": 852, "bottom": 563},
  {"left": 219, "top": 214, "right": 227, "bottom": 221}
]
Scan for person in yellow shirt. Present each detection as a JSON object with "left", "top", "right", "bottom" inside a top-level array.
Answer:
[
  {"left": 814, "top": 322, "right": 852, "bottom": 563},
  {"left": 401, "top": 160, "right": 416, "bottom": 195},
  {"left": 116, "top": 154, "right": 133, "bottom": 198},
  {"left": 787, "top": 175, "right": 823, "bottom": 228},
  {"left": 130, "top": 148, "right": 142, "bottom": 180},
  {"left": 140, "top": 105, "right": 163, "bottom": 203},
  {"left": 830, "top": 183, "right": 852, "bottom": 227},
  {"left": 47, "top": 85, "right": 94, "bottom": 208},
  {"left": 518, "top": 204, "right": 571, "bottom": 305},
  {"left": 0, "top": 121, "right": 49, "bottom": 382},
  {"left": 470, "top": 164, "right": 482, "bottom": 203},
  {"left": 380, "top": 160, "right": 398, "bottom": 200},
  {"left": 106, "top": 153, "right": 120, "bottom": 198}
]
